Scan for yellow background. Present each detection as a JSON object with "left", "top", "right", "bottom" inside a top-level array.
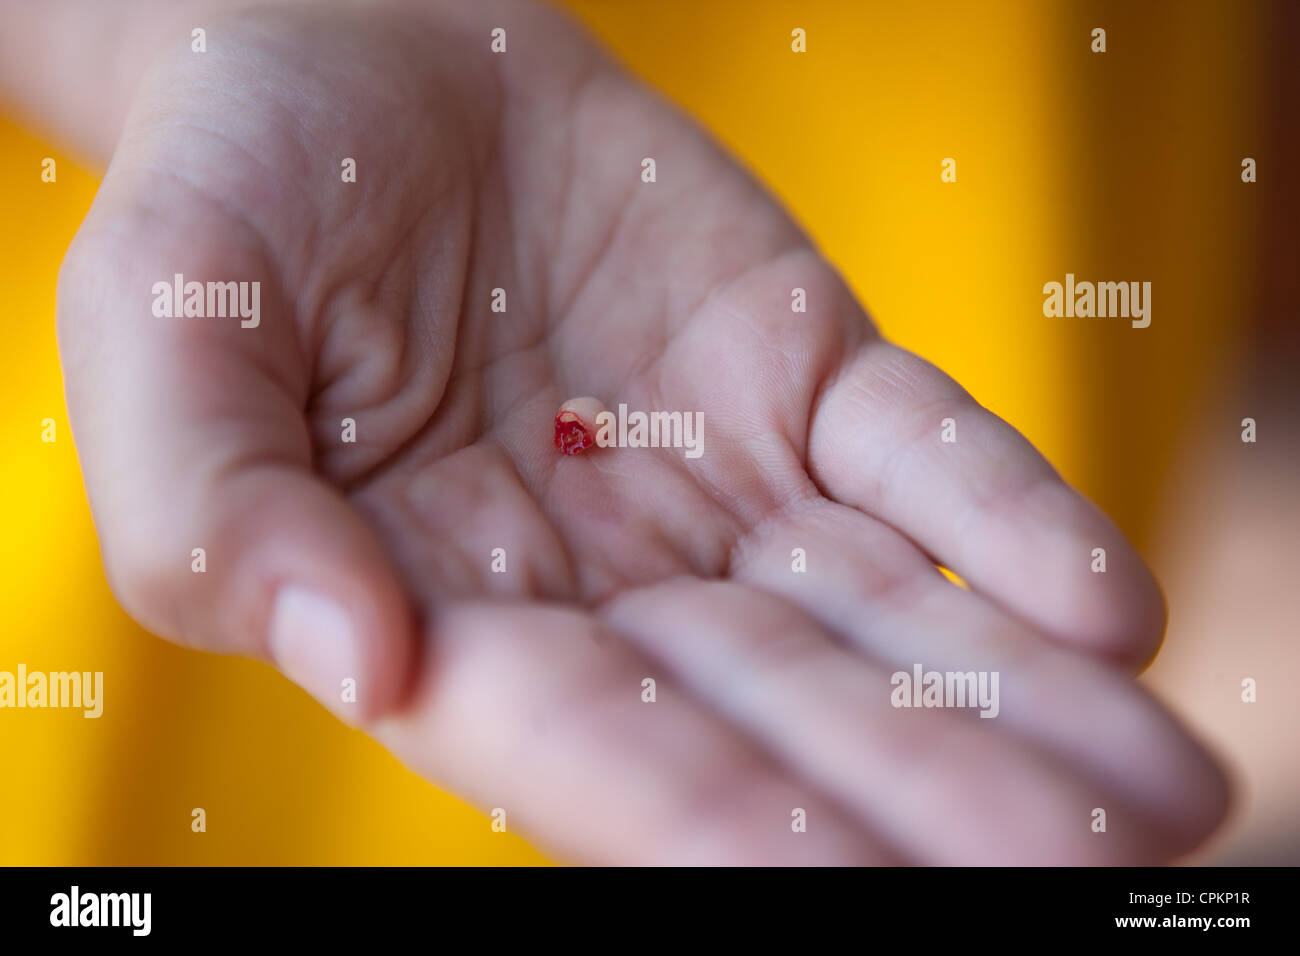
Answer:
[{"left": 0, "top": 1, "right": 1269, "bottom": 864}]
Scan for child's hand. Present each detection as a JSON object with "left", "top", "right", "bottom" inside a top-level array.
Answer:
[{"left": 49, "top": 0, "right": 1225, "bottom": 863}]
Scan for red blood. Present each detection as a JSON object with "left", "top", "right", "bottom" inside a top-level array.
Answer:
[{"left": 554, "top": 410, "right": 596, "bottom": 455}]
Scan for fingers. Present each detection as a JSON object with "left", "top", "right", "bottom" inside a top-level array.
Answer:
[
  {"left": 729, "top": 498, "right": 1229, "bottom": 859},
  {"left": 374, "top": 602, "right": 892, "bottom": 865},
  {"left": 605, "top": 577, "right": 1186, "bottom": 865},
  {"left": 808, "top": 339, "right": 1166, "bottom": 667},
  {"left": 57, "top": 181, "right": 414, "bottom": 722}
]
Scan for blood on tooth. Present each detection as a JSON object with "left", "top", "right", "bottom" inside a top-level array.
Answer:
[{"left": 554, "top": 397, "right": 606, "bottom": 455}]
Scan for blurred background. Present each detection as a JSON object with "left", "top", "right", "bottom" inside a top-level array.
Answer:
[{"left": 1, "top": 0, "right": 1295, "bottom": 864}]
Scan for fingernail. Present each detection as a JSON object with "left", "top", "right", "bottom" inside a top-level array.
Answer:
[{"left": 268, "top": 586, "right": 362, "bottom": 722}]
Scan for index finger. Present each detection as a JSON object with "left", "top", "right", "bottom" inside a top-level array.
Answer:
[{"left": 808, "top": 339, "right": 1166, "bottom": 668}]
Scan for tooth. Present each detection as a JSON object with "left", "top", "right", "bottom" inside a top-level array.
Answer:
[{"left": 554, "top": 396, "right": 606, "bottom": 455}]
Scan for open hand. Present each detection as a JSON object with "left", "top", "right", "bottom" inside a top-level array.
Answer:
[{"left": 53, "top": 0, "right": 1226, "bottom": 863}]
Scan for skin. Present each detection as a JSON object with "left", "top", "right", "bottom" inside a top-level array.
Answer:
[{"left": 2, "top": 0, "right": 1228, "bottom": 863}]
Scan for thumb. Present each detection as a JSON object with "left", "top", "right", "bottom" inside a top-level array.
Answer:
[{"left": 57, "top": 182, "right": 415, "bottom": 724}]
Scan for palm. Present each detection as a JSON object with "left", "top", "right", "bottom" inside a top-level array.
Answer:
[{"left": 61, "top": 0, "right": 1226, "bottom": 864}]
